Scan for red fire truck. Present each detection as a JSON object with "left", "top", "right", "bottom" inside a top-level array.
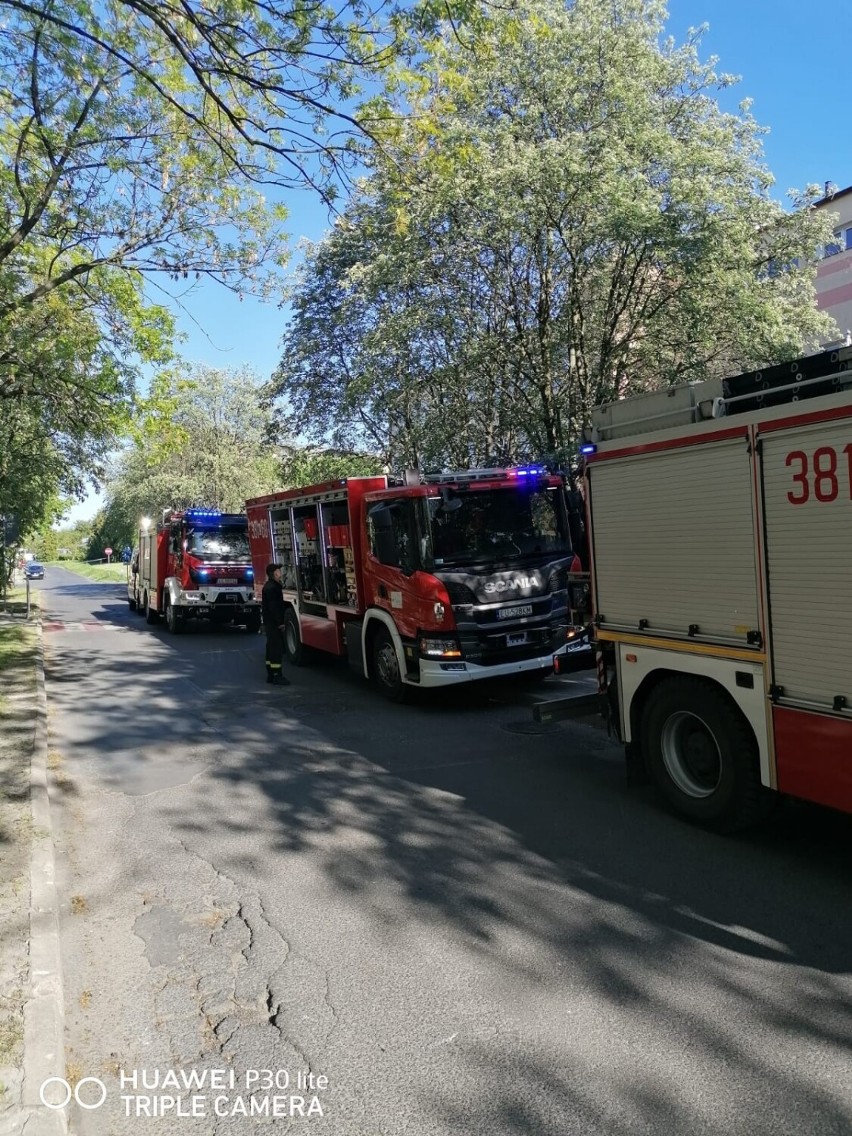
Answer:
[
  {"left": 246, "top": 467, "right": 583, "bottom": 699},
  {"left": 133, "top": 508, "right": 261, "bottom": 634},
  {"left": 538, "top": 346, "right": 852, "bottom": 829}
]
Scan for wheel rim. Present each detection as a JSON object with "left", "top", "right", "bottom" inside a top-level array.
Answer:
[
  {"left": 285, "top": 621, "right": 297, "bottom": 655},
  {"left": 660, "top": 711, "right": 722, "bottom": 798},
  {"left": 375, "top": 638, "right": 400, "bottom": 689}
]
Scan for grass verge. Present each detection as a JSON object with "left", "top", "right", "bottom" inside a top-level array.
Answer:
[
  {"left": 0, "top": 617, "right": 37, "bottom": 1110},
  {"left": 47, "top": 560, "right": 128, "bottom": 584},
  {"left": 0, "top": 622, "right": 29, "bottom": 672}
]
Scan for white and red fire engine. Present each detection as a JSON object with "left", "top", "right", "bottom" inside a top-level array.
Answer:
[
  {"left": 539, "top": 346, "right": 852, "bottom": 829},
  {"left": 246, "top": 467, "right": 584, "bottom": 699},
  {"left": 131, "top": 508, "right": 260, "bottom": 633}
]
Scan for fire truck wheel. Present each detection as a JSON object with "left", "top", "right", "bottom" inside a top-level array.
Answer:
[
  {"left": 370, "top": 626, "right": 408, "bottom": 703},
  {"left": 144, "top": 592, "right": 158, "bottom": 624},
  {"left": 128, "top": 595, "right": 137, "bottom": 612},
  {"left": 164, "top": 597, "right": 182, "bottom": 634},
  {"left": 244, "top": 612, "right": 262, "bottom": 634},
  {"left": 642, "top": 677, "right": 768, "bottom": 832},
  {"left": 283, "top": 609, "right": 306, "bottom": 665}
]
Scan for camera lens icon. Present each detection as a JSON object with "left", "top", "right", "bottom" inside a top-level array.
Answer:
[{"left": 40, "top": 1076, "right": 108, "bottom": 1110}]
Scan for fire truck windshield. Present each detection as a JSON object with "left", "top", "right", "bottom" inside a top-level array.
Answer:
[
  {"left": 426, "top": 486, "right": 570, "bottom": 568},
  {"left": 186, "top": 526, "right": 250, "bottom": 562}
]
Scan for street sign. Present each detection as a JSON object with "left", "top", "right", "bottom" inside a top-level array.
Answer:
[{"left": 104, "top": 547, "right": 113, "bottom": 556}]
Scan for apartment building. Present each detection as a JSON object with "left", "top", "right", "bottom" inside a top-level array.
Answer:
[{"left": 814, "top": 182, "right": 852, "bottom": 343}]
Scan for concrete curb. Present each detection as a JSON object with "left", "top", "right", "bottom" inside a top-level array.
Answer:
[{"left": 20, "top": 620, "right": 66, "bottom": 1136}]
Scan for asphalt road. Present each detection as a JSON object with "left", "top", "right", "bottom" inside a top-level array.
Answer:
[{"left": 33, "top": 566, "right": 852, "bottom": 1135}]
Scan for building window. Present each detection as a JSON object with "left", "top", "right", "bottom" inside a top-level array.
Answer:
[{"left": 823, "top": 233, "right": 843, "bottom": 258}]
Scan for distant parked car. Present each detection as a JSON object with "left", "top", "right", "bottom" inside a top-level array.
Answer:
[{"left": 24, "top": 562, "right": 45, "bottom": 580}]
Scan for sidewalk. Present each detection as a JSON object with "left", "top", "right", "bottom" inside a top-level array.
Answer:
[{"left": 0, "top": 603, "right": 65, "bottom": 1135}]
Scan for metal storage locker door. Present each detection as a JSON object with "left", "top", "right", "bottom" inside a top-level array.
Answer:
[
  {"left": 592, "top": 434, "right": 759, "bottom": 642},
  {"left": 760, "top": 423, "right": 852, "bottom": 709}
]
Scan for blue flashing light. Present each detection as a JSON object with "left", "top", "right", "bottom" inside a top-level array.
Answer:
[
  {"left": 246, "top": 568, "right": 254, "bottom": 578},
  {"left": 580, "top": 444, "right": 597, "bottom": 455},
  {"left": 197, "top": 569, "right": 210, "bottom": 578},
  {"left": 185, "top": 508, "right": 222, "bottom": 520},
  {"left": 513, "top": 465, "right": 548, "bottom": 477}
]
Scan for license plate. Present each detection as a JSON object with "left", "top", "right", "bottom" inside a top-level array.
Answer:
[
  {"left": 498, "top": 604, "right": 533, "bottom": 620},
  {"left": 507, "top": 632, "right": 529, "bottom": 646},
  {"left": 216, "top": 577, "right": 238, "bottom": 585}
]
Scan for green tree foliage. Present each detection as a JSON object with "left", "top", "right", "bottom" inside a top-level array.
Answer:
[
  {"left": 0, "top": 0, "right": 443, "bottom": 533},
  {"left": 279, "top": 445, "right": 384, "bottom": 487},
  {"left": 0, "top": 402, "right": 71, "bottom": 538},
  {"left": 88, "top": 366, "right": 282, "bottom": 556},
  {"left": 270, "top": 0, "right": 836, "bottom": 467},
  {"left": 23, "top": 515, "right": 83, "bottom": 562}
]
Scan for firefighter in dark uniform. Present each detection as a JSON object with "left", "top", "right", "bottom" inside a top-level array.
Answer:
[{"left": 261, "top": 563, "right": 291, "bottom": 685}]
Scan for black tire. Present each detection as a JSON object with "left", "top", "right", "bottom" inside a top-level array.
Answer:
[
  {"left": 370, "top": 625, "right": 408, "bottom": 703},
  {"left": 144, "top": 591, "right": 158, "bottom": 624},
  {"left": 128, "top": 596, "right": 137, "bottom": 611},
  {"left": 283, "top": 608, "right": 306, "bottom": 665},
  {"left": 244, "top": 612, "right": 262, "bottom": 634},
  {"left": 642, "top": 676, "right": 772, "bottom": 832},
  {"left": 165, "top": 597, "right": 182, "bottom": 634}
]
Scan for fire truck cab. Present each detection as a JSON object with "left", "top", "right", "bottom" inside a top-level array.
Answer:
[
  {"left": 135, "top": 508, "right": 261, "bottom": 634},
  {"left": 247, "top": 467, "right": 583, "bottom": 699}
]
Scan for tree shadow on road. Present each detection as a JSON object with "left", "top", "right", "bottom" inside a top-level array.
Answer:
[{"left": 43, "top": 614, "right": 852, "bottom": 1136}]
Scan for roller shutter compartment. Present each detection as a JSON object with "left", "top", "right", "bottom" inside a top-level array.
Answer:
[{"left": 592, "top": 433, "right": 759, "bottom": 644}]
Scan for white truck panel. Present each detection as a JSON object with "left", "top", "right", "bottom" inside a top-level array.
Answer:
[
  {"left": 760, "top": 420, "right": 852, "bottom": 710},
  {"left": 591, "top": 435, "right": 761, "bottom": 643}
]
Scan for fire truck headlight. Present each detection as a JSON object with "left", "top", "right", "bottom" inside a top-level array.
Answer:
[{"left": 419, "top": 636, "right": 461, "bottom": 659}]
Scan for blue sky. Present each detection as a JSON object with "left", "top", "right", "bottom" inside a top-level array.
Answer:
[
  {"left": 65, "top": 0, "right": 852, "bottom": 523},
  {"left": 667, "top": 0, "right": 852, "bottom": 195}
]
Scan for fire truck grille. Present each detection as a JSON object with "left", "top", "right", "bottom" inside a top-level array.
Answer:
[
  {"left": 452, "top": 598, "right": 566, "bottom": 665},
  {"left": 457, "top": 623, "right": 565, "bottom": 665}
]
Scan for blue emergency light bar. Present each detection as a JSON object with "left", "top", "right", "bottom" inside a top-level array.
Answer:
[
  {"left": 580, "top": 444, "right": 597, "bottom": 455},
  {"left": 513, "top": 465, "right": 548, "bottom": 477},
  {"left": 185, "top": 509, "right": 222, "bottom": 520}
]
